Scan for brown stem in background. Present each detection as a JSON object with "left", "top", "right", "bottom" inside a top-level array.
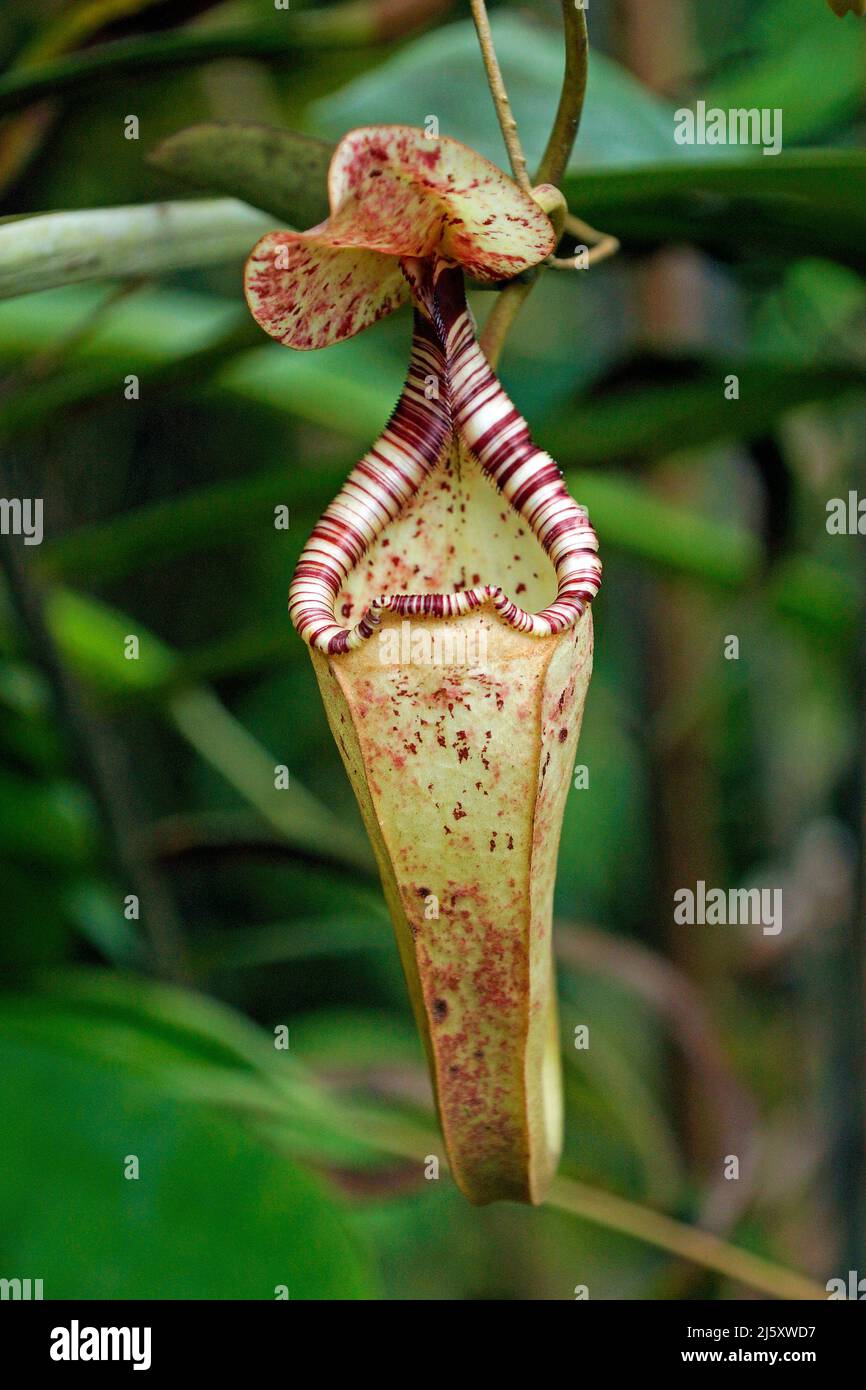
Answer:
[
  {"left": 371, "top": 0, "right": 455, "bottom": 41},
  {"left": 615, "top": 0, "right": 730, "bottom": 1297},
  {"left": 827, "top": 584, "right": 866, "bottom": 1271},
  {"left": 303, "top": 1100, "right": 824, "bottom": 1298},
  {"left": 556, "top": 921, "right": 761, "bottom": 1232}
]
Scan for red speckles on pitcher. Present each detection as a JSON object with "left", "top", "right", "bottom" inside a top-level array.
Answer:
[{"left": 244, "top": 125, "right": 600, "bottom": 1205}]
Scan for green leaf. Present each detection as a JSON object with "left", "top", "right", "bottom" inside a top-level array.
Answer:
[
  {"left": 40, "top": 468, "right": 324, "bottom": 585},
  {"left": 0, "top": 9, "right": 378, "bottom": 118},
  {"left": 0, "top": 284, "right": 244, "bottom": 362},
  {"left": 194, "top": 912, "right": 391, "bottom": 975},
  {"left": 150, "top": 122, "right": 332, "bottom": 229},
  {"left": 36, "top": 586, "right": 375, "bottom": 872},
  {"left": 166, "top": 686, "right": 374, "bottom": 873},
  {"left": 17, "top": 0, "right": 175, "bottom": 65},
  {"left": 750, "top": 258, "right": 866, "bottom": 365},
  {"left": 0, "top": 985, "right": 378, "bottom": 1298},
  {"left": 0, "top": 769, "right": 98, "bottom": 866},
  {"left": 0, "top": 200, "right": 272, "bottom": 300},
  {"left": 311, "top": 15, "right": 678, "bottom": 171},
  {"left": 45, "top": 586, "right": 178, "bottom": 694},
  {"left": 0, "top": 970, "right": 320, "bottom": 1089},
  {"left": 63, "top": 880, "right": 146, "bottom": 968},
  {"left": 563, "top": 151, "right": 866, "bottom": 272},
  {"left": 0, "top": 283, "right": 396, "bottom": 440},
  {"left": 0, "top": 968, "right": 388, "bottom": 1164},
  {"left": 703, "top": 0, "right": 866, "bottom": 145},
  {"left": 545, "top": 350, "right": 866, "bottom": 466},
  {"left": 217, "top": 338, "right": 396, "bottom": 437},
  {"left": 570, "top": 469, "right": 757, "bottom": 588},
  {"left": 567, "top": 469, "right": 860, "bottom": 636}
]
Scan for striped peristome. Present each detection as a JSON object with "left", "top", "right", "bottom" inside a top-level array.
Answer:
[
  {"left": 288, "top": 257, "right": 602, "bottom": 654},
  {"left": 287, "top": 309, "right": 450, "bottom": 653}
]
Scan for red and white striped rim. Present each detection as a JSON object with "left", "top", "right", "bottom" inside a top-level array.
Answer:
[{"left": 289, "top": 258, "right": 602, "bottom": 654}]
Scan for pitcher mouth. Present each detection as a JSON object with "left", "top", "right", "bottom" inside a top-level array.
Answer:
[
  {"left": 302, "top": 578, "right": 595, "bottom": 656},
  {"left": 288, "top": 259, "right": 600, "bottom": 656},
  {"left": 291, "top": 497, "right": 600, "bottom": 653}
]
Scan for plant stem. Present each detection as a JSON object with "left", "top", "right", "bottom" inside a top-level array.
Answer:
[
  {"left": 548, "top": 1177, "right": 824, "bottom": 1301},
  {"left": 535, "top": 4, "right": 589, "bottom": 188},
  {"left": 548, "top": 241, "right": 620, "bottom": 271},
  {"left": 0, "top": 201, "right": 272, "bottom": 301},
  {"left": 479, "top": 0, "right": 590, "bottom": 365},
  {"left": 479, "top": 277, "right": 534, "bottom": 369},
  {"left": 469, "top": 0, "right": 531, "bottom": 190},
  {"left": 336, "top": 1104, "right": 825, "bottom": 1299},
  {"left": 548, "top": 211, "right": 621, "bottom": 269}
]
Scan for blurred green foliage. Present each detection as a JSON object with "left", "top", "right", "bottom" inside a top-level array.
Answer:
[{"left": 0, "top": 0, "right": 864, "bottom": 1300}]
